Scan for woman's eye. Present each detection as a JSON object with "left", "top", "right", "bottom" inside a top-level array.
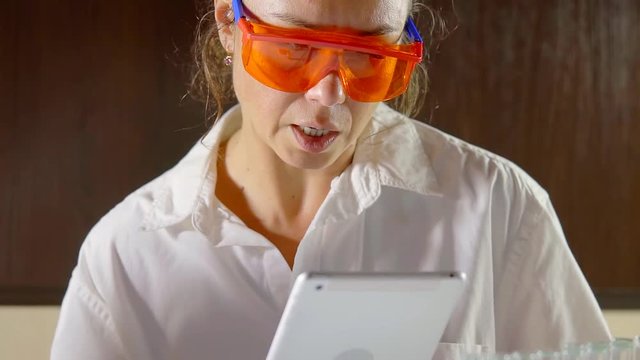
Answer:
[
  {"left": 289, "top": 43, "right": 307, "bottom": 50},
  {"left": 281, "top": 43, "right": 309, "bottom": 52},
  {"left": 345, "top": 51, "right": 384, "bottom": 65},
  {"left": 276, "top": 43, "right": 311, "bottom": 61}
]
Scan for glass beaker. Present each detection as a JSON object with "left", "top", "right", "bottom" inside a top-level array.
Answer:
[
  {"left": 529, "top": 350, "right": 563, "bottom": 360},
  {"left": 609, "top": 339, "right": 634, "bottom": 360}
]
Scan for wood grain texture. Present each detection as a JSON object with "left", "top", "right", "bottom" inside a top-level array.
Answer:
[
  {"left": 422, "top": 0, "right": 640, "bottom": 289},
  {"left": 0, "top": 0, "right": 638, "bottom": 304},
  {"left": 0, "top": 0, "right": 205, "bottom": 290}
]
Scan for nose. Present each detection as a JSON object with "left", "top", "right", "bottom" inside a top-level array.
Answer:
[{"left": 304, "top": 72, "right": 346, "bottom": 107}]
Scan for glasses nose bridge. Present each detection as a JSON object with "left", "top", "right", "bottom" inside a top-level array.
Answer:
[
  {"left": 308, "top": 47, "right": 349, "bottom": 88},
  {"left": 304, "top": 47, "right": 347, "bottom": 106},
  {"left": 312, "top": 47, "right": 340, "bottom": 74}
]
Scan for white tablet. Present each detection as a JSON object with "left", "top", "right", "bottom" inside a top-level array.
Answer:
[{"left": 266, "top": 272, "right": 466, "bottom": 360}]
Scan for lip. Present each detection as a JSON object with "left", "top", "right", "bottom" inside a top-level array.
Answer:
[
  {"left": 290, "top": 125, "right": 340, "bottom": 154},
  {"left": 293, "top": 122, "right": 340, "bottom": 133}
]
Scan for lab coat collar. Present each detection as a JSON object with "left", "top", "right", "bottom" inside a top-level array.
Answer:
[
  {"left": 142, "top": 103, "right": 442, "bottom": 239},
  {"left": 366, "top": 103, "right": 441, "bottom": 197}
]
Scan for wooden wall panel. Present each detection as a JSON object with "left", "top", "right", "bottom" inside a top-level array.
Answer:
[
  {"left": 0, "top": 0, "right": 205, "bottom": 302},
  {"left": 422, "top": 0, "right": 640, "bottom": 291},
  {"left": 1, "top": 0, "right": 638, "bottom": 304}
]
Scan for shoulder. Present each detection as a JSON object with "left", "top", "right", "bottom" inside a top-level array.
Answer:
[
  {"left": 378, "top": 104, "right": 547, "bottom": 197},
  {"left": 376, "top": 104, "right": 551, "bottom": 231},
  {"left": 84, "top": 162, "right": 175, "bottom": 248},
  {"left": 419, "top": 120, "right": 544, "bottom": 193},
  {"left": 83, "top": 134, "right": 212, "bottom": 246},
  {"left": 405, "top": 115, "right": 548, "bottom": 204},
  {"left": 86, "top": 185, "right": 153, "bottom": 245},
  {"left": 76, "top": 172, "right": 168, "bottom": 279},
  {"left": 75, "top": 140, "right": 211, "bottom": 284},
  {"left": 420, "top": 118, "right": 551, "bottom": 226}
]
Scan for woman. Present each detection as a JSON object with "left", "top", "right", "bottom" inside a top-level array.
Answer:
[{"left": 51, "top": 0, "right": 612, "bottom": 359}]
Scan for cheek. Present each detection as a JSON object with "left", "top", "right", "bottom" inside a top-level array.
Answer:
[
  {"left": 232, "top": 40, "right": 295, "bottom": 130},
  {"left": 348, "top": 102, "right": 378, "bottom": 138},
  {"left": 231, "top": 30, "right": 276, "bottom": 100}
]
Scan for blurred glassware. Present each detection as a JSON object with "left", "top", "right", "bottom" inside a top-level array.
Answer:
[
  {"left": 462, "top": 338, "right": 640, "bottom": 360},
  {"left": 529, "top": 350, "right": 562, "bottom": 360},
  {"left": 562, "top": 343, "right": 581, "bottom": 360},
  {"left": 609, "top": 338, "right": 634, "bottom": 360}
]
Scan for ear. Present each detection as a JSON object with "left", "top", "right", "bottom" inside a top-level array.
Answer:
[{"left": 214, "top": 0, "right": 235, "bottom": 53}]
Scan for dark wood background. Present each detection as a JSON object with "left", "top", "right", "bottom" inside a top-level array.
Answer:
[{"left": 1, "top": 0, "right": 639, "bottom": 306}]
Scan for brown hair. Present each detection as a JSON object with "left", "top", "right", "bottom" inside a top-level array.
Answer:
[{"left": 189, "top": 1, "right": 447, "bottom": 123}]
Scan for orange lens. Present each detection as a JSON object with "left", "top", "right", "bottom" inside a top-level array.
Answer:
[
  {"left": 340, "top": 51, "right": 416, "bottom": 102},
  {"left": 242, "top": 38, "right": 318, "bottom": 92},
  {"left": 239, "top": 20, "right": 420, "bottom": 102}
]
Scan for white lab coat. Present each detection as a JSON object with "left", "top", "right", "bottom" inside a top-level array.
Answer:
[{"left": 51, "top": 104, "right": 611, "bottom": 360}]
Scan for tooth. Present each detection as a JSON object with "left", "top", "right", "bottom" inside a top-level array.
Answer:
[{"left": 300, "top": 126, "right": 331, "bottom": 137}]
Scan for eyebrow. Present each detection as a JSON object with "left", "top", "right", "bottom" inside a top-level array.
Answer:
[{"left": 268, "top": 12, "right": 399, "bottom": 36}]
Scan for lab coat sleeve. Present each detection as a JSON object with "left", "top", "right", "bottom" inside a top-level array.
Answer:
[
  {"left": 50, "top": 244, "right": 127, "bottom": 360},
  {"left": 493, "top": 192, "right": 612, "bottom": 353}
]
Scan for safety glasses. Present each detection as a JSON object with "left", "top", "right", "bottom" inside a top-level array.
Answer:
[{"left": 231, "top": 0, "right": 424, "bottom": 102}]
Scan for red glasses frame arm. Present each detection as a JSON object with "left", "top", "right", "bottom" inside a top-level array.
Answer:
[{"left": 238, "top": 19, "right": 423, "bottom": 63}]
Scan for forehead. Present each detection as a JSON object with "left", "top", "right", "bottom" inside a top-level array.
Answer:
[{"left": 242, "top": 0, "right": 410, "bottom": 34}]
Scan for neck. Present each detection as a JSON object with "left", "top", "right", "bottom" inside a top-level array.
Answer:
[{"left": 216, "top": 123, "right": 354, "bottom": 236}]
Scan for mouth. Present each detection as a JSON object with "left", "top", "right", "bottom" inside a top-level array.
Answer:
[{"left": 290, "top": 125, "right": 340, "bottom": 154}]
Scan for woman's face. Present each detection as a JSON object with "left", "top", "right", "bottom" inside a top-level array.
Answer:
[{"left": 226, "top": 0, "right": 409, "bottom": 171}]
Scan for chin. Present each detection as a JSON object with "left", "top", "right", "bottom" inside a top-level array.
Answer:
[
  {"left": 277, "top": 147, "right": 344, "bottom": 171},
  {"left": 284, "top": 154, "right": 337, "bottom": 171}
]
